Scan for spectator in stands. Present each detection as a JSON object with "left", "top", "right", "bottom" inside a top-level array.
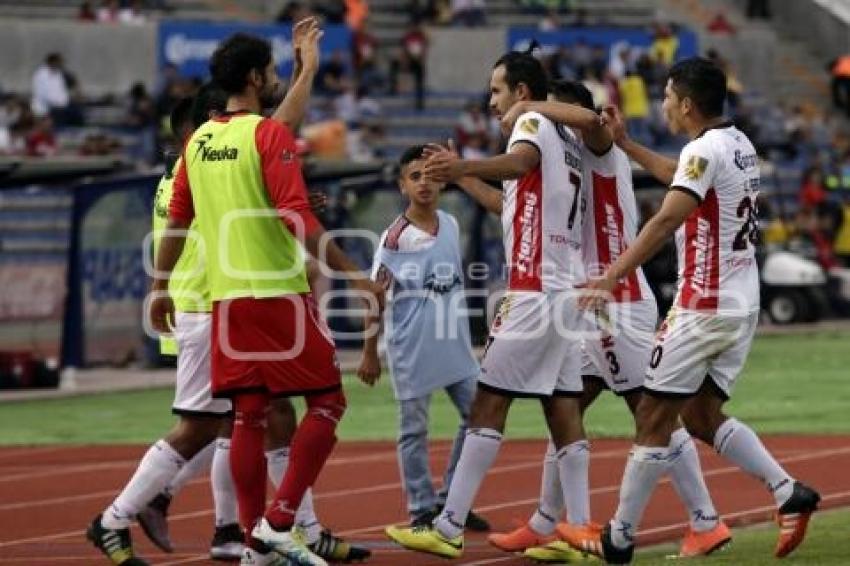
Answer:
[
  {"left": 619, "top": 68, "right": 651, "bottom": 145},
  {"left": 572, "top": 37, "right": 592, "bottom": 77},
  {"left": 78, "top": 1, "right": 96, "bottom": 21},
  {"left": 345, "top": 0, "right": 369, "bottom": 31},
  {"left": 25, "top": 116, "right": 57, "bottom": 157},
  {"left": 545, "top": 46, "right": 577, "bottom": 81},
  {"left": 31, "top": 53, "right": 83, "bottom": 127},
  {"left": 96, "top": 0, "right": 120, "bottom": 22},
  {"left": 590, "top": 44, "right": 608, "bottom": 77},
  {"left": 316, "top": 50, "right": 351, "bottom": 96},
  {"left": 649, "top": 24, "right": 678, "bottom": 67},
  {"left": 608, "top": 43, "right": 631, "bottom": 81},
  {"left": 581, "top": 68, "right": 609, "bottom": 108},
  {"left": 829, "top": 54, "right": 850, "bottom": 118},
  {"left": 391, "top": 18, "right": 429, "bottom": 111},
  {"left": 538, "top": 8, "right": 560, "bottom": 31},
  {"left": 746, "top": 0, "right": 771, "bottom": 20},
  {"left": 352, "top": 19, "right": 383, "bottom": 91},
  {"left": 276, "top": 1, "right": 312, "bottom": 24},
  {"left": 800, "top": 166, "right": 828, "bottom": 210},
  {"left": 118, "top": 0, "right": 147, "bottom": 25},
  {"left": 451, "top": 0, "right": 486, "bottom": 27},
  {"left": 126, "top": 82, "right": 156, "bottom": 163},
  {"left": 456, "top": 99, "right": 489, "bottom": 149}
]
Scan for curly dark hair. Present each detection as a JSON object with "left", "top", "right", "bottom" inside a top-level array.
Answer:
[{"left": 209, "top": 33, "right": 273, "bottom": 94}]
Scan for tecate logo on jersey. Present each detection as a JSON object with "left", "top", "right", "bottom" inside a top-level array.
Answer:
[
  {"left": 604, "top": 203, "right": 622, "bottom": 261},
  {"left": 690, "top": 217, "right": 712, "bottom": 294},
  {"left": 517, "top": 192, "right": 539, "bottom": 274}
]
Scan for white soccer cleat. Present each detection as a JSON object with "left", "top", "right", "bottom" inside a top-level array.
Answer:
[
  {"left": 251, "top": 518, "right": 327, "bottom": 566},
  {"left": 239, "top": 546, "right": 285, "bottom": 566}
]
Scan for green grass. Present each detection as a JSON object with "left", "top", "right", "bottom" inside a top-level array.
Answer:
[
  {"left": 637, "top": 508, "right": 850, "bottom": 565},
  {"left": 0, "top": 331, "right": 848, "bottom": 445}
]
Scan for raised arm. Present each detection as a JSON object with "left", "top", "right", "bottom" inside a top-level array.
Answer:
[
  {"left": 603, "top": 105, "right": 677, "bottom": 185},
  {"left": 270, "top": 18, "right": 322, "bottom": 131}
]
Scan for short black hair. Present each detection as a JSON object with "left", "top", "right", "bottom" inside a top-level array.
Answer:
[
  {"left": 210, "top": 33, "right": 273, "bottom": 94},
  {"left": 169, "top": 96, "right": 195, "bottom": 138},
  {"left": 667, "top": 57, "right": 727, "bottom": 118},
  {"left": 191, "top": 82, "right": 228, "bottom": 128},
  {"left": 493, "top": 51, "right": 548, "bottom": 101},
  {"left": 549, "top": 79, "right": 595, "bottom": 111},
  {"left": 399, "top": 145, "right": 426, "bottom": 170}
]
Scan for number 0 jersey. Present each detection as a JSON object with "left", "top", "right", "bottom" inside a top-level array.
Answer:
[
  {"left": 670, "top": 123, "right": 760, "bottom": 315},
  {"left": 503, "top": 112, "right": 586, "bottom": 292},
  {"left": 580, "top": 144, "right": 653, "bottom": 303}
]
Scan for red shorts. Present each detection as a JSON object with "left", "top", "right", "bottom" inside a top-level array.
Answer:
[{"left": 210, "top": 294, "right": 341, "bottom": 397}]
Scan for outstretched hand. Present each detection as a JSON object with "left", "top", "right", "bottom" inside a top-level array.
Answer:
[{"left": 422, "top": 139, "right": 464, "bottom": 183}]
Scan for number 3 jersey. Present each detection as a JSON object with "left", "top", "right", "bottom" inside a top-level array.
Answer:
[
  {"left": 670, "top": 123, "right": 760, "bottom": 315},
  {"left": 503, "top": 112, "right": 586, "bottom": 292},
  {"left": 580, "top": 144, "right": 654, "bottom": 303}
]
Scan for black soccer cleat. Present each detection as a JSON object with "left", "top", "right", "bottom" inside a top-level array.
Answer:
[
  {"left": 435, "top": 504, "right": 491, "bottom": 532},
  {"left": 86, "top": 514, "right": 149, "bottom": 565},
  {"left": 601, "top": 522, "right": 634, "bottom": 565},
  {"left": 210, "top": 522, "right": 246, "bottom": 562},
  {"left": 137, "top": 492, "right": 173, "bottom": 553},
  {"left": 309, "top": 529, "right": 372, "bottom": 563}
]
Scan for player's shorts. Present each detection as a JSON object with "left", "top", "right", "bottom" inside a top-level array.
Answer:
[
  {"left": 644, "top": 308, "right": 759, "bottom": 399},
  {"left": 172, "top": 312, "right": 231, "bottom": 416},
  {"left": 479, "top": 291, "right": 584, "bottom": 398},
  {"left": 211, "top": 293, "right": 341, "bottom": 398},
  {"left": 581, "top": 298, "right": 658, "bottom": 395}
]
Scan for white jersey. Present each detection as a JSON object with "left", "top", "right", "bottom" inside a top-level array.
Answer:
[
  {"left": 670, "top": 123, "right": 760, "bottom": 315},
  {"left": 580, "top": 144, "right": 653, "bottom": 303},
  {"left": 503, "top": 112, "right": 585, "bottom": 292}
]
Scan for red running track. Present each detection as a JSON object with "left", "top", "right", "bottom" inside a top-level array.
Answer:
[{"left": 0, "top": 436, "right": 847, "bottom": 565}]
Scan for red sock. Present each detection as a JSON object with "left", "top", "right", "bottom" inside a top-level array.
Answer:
[
  {"left": 265, "top": 388, "right": 346, "bottom": 530},
  {"left": 231, "top": 392, "right": 269, "bottom": 532}
]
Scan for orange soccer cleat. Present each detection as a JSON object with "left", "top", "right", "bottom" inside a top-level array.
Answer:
[
  {"left": 487, "top": 523, "right": 555, "bottom": 552},
  {"left": 555, "top": 521, "right": 603, "bottom": 553},
  {"left": 775, "top": 481, "right": 820, "bottom": 558},
  {"left": 679, "top": 521, "right": 732, "bottom": 557}
]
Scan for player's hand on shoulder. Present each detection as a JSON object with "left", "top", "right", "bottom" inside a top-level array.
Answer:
[
  {"left": 500, "top": 101, "right": 530, "bottom": 136},
  {"left": 357, "top": 350, "right": 382, "bottom": 386},
  {"left": 423, "top": 149, "right": 463, "bottom": 183},
  {"left": 601, "top": 105, "right": 627, "bottom": 144}
]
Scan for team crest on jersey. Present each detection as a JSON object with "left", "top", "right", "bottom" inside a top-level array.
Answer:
[
  {"left": 519, "top": 117, "right": 540, "bottom": 135},
  {"left": 683, "top": 156, "right": 708, "bottom": 181}
]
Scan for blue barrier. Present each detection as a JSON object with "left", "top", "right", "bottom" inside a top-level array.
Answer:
[
  {"left": 506, "top": 26, "right": 699, "bottom": 60},
  {"left": 158, "top": 21, "right": 352, "bottom": 79}
]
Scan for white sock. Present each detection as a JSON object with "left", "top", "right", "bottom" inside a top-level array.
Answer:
[
  {"left": 714, "top": 418, "right": 794, "bottom": 506},
  {"left": 609, "top": 445, "right": 670, "bottom": 549},
  {"left": 101, "top": 440, "right": 185, "bottom": 529},
  {"left": 265, "top": 447, "right": 322, "bottom": 543},
  {"left": 668, "top": 428, "right": 718, "bottom": 532},
  {"left": 212, "top": 438, "right": 239, "bottom": 527},
  {"left": 528, "top": 439, "right": 564, "bottom": 536},
  {"left": 556, "top": 439, "right": 591, "bottom": 526},
  {"left": 164, "top": 440, "right": 214, "bottom": 498},
  {"left": 434, "top": 428, "right": 502, "bottom": 540}
]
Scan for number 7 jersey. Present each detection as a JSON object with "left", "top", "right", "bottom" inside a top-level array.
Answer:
[
  {"left": 670, "top": 123, "right": 760, "bottom": 315},
  {"left": 503, "top": 112, "right": 586, "bottom": 292}
]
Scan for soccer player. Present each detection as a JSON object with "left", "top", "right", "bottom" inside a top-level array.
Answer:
[
  {"left": 384, "top": 48, "right": 588, "bottom": 560},
  {"left": 356, "top": 145, "right": 490, "bottom": 533},
  {"left": 150, "top": 31, "right": 383, "bottom": 566},
  {"left": 485, "top": 80, "right": 730, "bottom": 562},
  {"left": 575, "top": 57, "right": 820, "bottom": 563}
]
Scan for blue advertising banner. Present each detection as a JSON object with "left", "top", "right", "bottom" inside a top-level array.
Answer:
[
  {"left": 507, "top": 26, "right": 698, "bottom": 61},
  {"left": 158, "top": 21, "right": 352, "bottom": 78}
]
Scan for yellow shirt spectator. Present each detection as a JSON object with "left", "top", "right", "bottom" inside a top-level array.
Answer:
[
  {"left": 651, "top": 35, "right": 679, "bottom": 66},
  {"left": 619, "top": 75, "right": 650, "bottom": 119}
]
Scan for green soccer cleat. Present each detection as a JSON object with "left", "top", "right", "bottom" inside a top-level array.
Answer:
[
  {"left": 523, "top": 540, "right": 592, "bottom": 563},
  {"left": 385, "top": 524, "right": 463, "bottom": 559},
  {"left": 309, "top": 529, "right": 371, "bottom": 563}
]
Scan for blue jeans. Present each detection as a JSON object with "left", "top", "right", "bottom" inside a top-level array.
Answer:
[{"left": 397, "top": 377, "right": 476, "bottom": 518}]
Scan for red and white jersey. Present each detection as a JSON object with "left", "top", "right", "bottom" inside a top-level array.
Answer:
[
  {"left": 502, "top": 112, "right": 585, "bottom": 292},
  {"left": 670, "top": 123, "right": 760, "bottom": 315},
  {"left": 581, "top": 145, "right": 653, "bottom": 303}
]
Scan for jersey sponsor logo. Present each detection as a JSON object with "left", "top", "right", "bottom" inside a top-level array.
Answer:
[
  {"left": 603, "top": 203, "right": 622, "bottom": 263},
  {"left": 690, "top": 216, "right": 713, "bottom": 295},
  {"left": 423, "top": 272, "right": 461, "bottom": 294},
  {"left": 733, "top": 150, "right": 758, "bottom": 171},
  {"left": 192, "top": 132, "right": 239, "bottom": 162},
  {"left": 683, "top": 155, "right": 708, "bottom": 181},
  {"left": 519, "top": 117, "right": 540, "bottom": 135},
  {"left": 516, "top": 192, "right": 539, "bottom": 275}
]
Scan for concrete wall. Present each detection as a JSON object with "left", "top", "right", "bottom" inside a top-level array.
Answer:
[
  {"left": 426, "top": 28, "right": 505, "bottom": 92},
  {"left": 770, "top": 0, "right": 850, "bottom": 62},
  {"left": 0, "top": 19, "right": 158, "bottom": 97}
]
